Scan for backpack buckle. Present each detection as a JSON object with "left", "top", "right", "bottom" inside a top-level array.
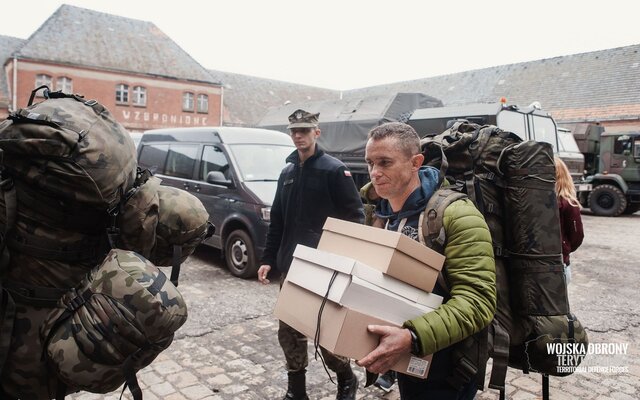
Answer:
[{"left": 68, "top": 289, "right": 87, "bottom": 311}]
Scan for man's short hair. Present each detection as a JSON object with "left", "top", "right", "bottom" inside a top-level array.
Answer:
[{"left": 368, "top": 122, "right": 420, "bottom": 158}]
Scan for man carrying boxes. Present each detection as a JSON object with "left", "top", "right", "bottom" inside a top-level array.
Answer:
[
  {"left": 356, "top": 122, "right": 496, "bottom": 399},
  {"left": 257, "top": 109, "right": 364, "bottom": 400}
]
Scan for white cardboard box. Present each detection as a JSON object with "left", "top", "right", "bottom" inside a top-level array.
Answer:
[
  {"left": 274, "top": 280, "right": 433, "bottom": 379},
  {"left": 287, "top": 245, "right": 442, "bottom": 325},
  {"left": 317, "top": 217, "right": 445, "bottom": 292}
]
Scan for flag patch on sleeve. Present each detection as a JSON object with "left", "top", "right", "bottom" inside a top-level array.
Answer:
[{"left": 344, "top": 170, "right": 352, "bottom": 177}]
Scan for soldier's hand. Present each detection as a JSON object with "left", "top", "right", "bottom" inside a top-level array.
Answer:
[
  {"left": 257, "top": 265, "right": 271, "bottom": 284},
  {"left": 356, "top": 325, "right": 412, "bottom": 374}
]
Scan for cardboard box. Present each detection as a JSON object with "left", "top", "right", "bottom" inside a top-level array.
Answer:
[
  {"left": 287, "top": 245, "right": 443, "bottom": 325},
  {"left": 317, "top": 217, "right": 445, "bottom": 292},
  {"left": 274, "top": 280, "right": 432, "bottom": 378}
]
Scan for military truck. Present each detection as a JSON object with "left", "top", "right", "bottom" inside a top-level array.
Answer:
[
  {"left": 565, "top": 123, "right": 640, "bottom": 216},
  {"left": 407, "top": 102, "right": 585, "bottom": 179},
  {"left": 258, "top": 92, "right": 443, "bottom": 188},
  {"left": 260, "top": 98, "right": 584, "bottom": 187}
]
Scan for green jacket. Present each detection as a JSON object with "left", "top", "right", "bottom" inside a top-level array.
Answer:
[{"left": 403, "top": 198, "right": 496, "bottom": 356}]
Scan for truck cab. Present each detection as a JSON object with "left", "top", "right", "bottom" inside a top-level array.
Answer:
[
  {"left": 568, "top": 123, "right": 640, "bottom": 216},
  {"left": 407, "top": 102, "right": 585, "bottom": 178}
]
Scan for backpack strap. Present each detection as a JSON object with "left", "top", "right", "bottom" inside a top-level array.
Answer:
[
  {"left": 0, "top": 286, "right": 16, "bottom": 376},
  {"left": 418, "top": 188, "right": 467, "bottom": 293},
  {"left": 170, "top": 245, "right": 182, "bottom": 286},
  {"left": 419, "top": 188, "right": 497, "bottom": 391},
  {"left": 418, "top": 188, "right": 467, "bottom": 254},
  {"left": 0, "top": 150, "right": 17, "bottom": 376},
  {"left": 488, "top": 320, "right": 510, "bottom": 397}
]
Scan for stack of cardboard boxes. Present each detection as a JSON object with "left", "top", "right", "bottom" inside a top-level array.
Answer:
[{"left": 274, "top": 217, "right": 445, "bottom": 378}]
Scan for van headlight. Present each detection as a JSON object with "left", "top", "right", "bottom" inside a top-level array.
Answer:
[{"left": 261, "top": 207, "right": 271, "bottom": 222}]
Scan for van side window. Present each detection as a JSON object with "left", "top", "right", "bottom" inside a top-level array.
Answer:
[
  {"left": 201, "top": 145, "right": 231, "bottom": 180},
  {"left": 165, "top": 144, "right": 198, "bottom": 179},
  {"left": 138, "top": 144, "right": 169, "bottom": 174}
]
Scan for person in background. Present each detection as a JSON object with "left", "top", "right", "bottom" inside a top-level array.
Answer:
[
  {"left": 257, "top": 109, "right": 364, "bottom": 400},
  {"left": 357, "top": 122, "right": 495, "bottom": 400},
  {"left": 554, "top": 156, "right": 584, "bottom": 284}
]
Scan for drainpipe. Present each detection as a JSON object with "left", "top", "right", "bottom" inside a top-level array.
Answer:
[{"left": 12, "top": 56, "right": 18, "bottom": 110}]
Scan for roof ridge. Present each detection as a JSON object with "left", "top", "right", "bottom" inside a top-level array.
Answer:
[{"left": 15, "top": 4, "right": 216, "bottom": 83}]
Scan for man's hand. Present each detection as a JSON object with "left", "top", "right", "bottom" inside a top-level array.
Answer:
[
  {"left": 356, "top": 325, "right": 413, "bottom": 374},
  {"left": 257, "top": 264, "right": 271, "bottom": 284}
]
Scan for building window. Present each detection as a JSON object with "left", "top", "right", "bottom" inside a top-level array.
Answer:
[
  {"left": 116, "top": 84, "right": 129, "bottom": 104},
  {"left": 197, "top": 94, "right": 209, "bottom": 113},
  {"left": 132, "top": 86, "right": 147, "bottom": 107},
  {"left": 56, "top": 76, "right": 73, "bottom": 93},
  {"left": 182, "top": 92, "right": 194, "bottom": 111},
  {"left": 35, "top": 74, "right": 52, "bottom": 96}
]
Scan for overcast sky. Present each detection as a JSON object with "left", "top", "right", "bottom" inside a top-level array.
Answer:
[{"left": 2, "top": 0, "right": 639, "bottom": 90}]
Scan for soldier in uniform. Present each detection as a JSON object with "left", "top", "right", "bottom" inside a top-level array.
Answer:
[{"left": 258, "top": 109, "right": 364, "bottom": 400}]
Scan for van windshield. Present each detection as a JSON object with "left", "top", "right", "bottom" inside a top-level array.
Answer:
[{"left": 229, "top": 144, "right": 294, "bottom": 181}]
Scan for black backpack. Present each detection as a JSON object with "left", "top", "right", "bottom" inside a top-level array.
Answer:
[{"left": 420, "top": 122, "right": 588, "bottom": 399}]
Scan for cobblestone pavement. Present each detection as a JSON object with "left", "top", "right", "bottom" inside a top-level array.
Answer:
[{"left": 69, "top": 213, "right": 640, "bottom": 400}]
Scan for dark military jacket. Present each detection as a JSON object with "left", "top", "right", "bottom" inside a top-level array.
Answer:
[{"left": 261, "top": 147, "right": 364, "bottom": 273}]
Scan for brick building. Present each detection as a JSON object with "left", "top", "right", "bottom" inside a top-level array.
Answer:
[{"left": 1, "top": 5, "right": 222, "bottom": 131}]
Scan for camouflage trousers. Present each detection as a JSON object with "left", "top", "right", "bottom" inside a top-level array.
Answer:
[{"left": 278, "top": 275, "right": 351, "bottom": 374}]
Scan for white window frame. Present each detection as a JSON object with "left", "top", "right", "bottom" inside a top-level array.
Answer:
[
  {"left": 35, "top": 74, "right": 53, "bottom": 96},
  {"left": 132, "top": 86, "right": 147, "bottom": 106},
  {"left": 183, "top": 92, "right": 194, "bottom": 111},
  {"left": 56, "top": 76, "right": 73, "bottom": 93},
  {"left": 116, "top": 83, "right": 129, "bottom": 103},
  {"left": 197, "top": 94, "right": 209, "bottom": 113}
]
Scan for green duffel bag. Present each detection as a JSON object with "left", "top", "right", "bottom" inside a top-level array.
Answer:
[
  {"left": 39, "top": 249, "right": 188, "bottom": 399},
  {"left": 150, "top": 185, "right": 212, "bottom": 273}
]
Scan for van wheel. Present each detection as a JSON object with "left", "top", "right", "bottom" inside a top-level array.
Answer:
[
  {"left": 224, "top": 229, "right": 257, "bottom": 278},
  {"left": 588, "top": 184, "right": 627, "bottom": 217}
]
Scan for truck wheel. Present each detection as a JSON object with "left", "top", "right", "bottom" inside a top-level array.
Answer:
[
  {"left": 588, "top": 184, "right": 627, "bottom": 217},
  {"left": 623, "top": 203, "right": 640, "bottom": 215},
  {"left": 224, "top": 229, "right": 257, "bottom": 278}
]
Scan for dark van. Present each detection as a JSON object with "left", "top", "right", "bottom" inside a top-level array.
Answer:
[{"left": 137, "top": 127, "right": 294, "bottom": 278}]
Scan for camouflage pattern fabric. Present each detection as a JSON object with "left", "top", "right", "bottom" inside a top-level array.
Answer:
[
  {"left": 510, "top": 314, "right": 588, "bottom": 376},
  {"left": 0, "top": 179, "right": 108, "bottom": 268},
  {"left": 0, "top": 96, "right": 137, "bottom": 210},
  {"left": 118, "top": 175, "right": 161, "bottom": 259},
  {"left": 0, "top": 304, "right": 60, "bottom": 399},
  {"left": 0, "top": 92, "right": 205, "bottom": 398},
  {"left": 150, "top": 185, "right": 211, "bottom": 267},
  {"left": 39, "top": 249, "right": 188, "bottom": 394}
]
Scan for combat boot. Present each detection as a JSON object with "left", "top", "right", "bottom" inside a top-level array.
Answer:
[
  {"left": 283, "top": 370, "right": 309, "bottom": 400},
  {"left": 336, "top": 369, "right": 358, "bottom": 400}
]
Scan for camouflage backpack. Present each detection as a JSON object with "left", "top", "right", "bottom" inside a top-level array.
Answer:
[
  {"left": 149, "top": 185, "right": 214, "bottom": 284},
  {"left": 40, "top": 249, "right": 188, "bottom": 399},
  {"left": 0, "top": 88, "right": 209, "bottom": 399},
  {"left": 419, "top": 122, "right": 588, "bottom": 399}
]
